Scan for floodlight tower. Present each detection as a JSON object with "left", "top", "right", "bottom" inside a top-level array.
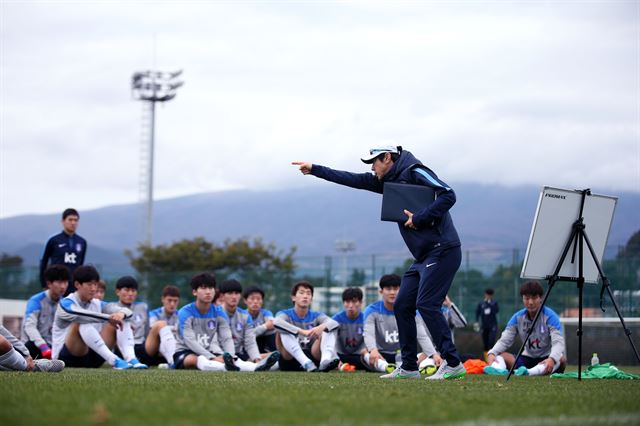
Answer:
[
  {"left": 131, "top": 70, "right": 184, "bottom": 246},
  {"left": 335, "top": 239, "right": 356, "bottom": 286}
]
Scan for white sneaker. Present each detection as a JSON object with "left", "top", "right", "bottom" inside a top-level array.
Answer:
[
  {"left": 303, "top": 361, "right": 318, "bottom": 372},
  {"left": 33, "top": 359, "right": 65, "bottom": 373},
  {"left": 426, "top": 360, "right": 466, "bottom": 380},
  {"left": 379, "top": 367, "right": 420, "bottom": 379}
]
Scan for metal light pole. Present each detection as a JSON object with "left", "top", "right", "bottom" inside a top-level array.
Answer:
[{"left": 131, "top": 70, "right": 184, "bottom": 246}]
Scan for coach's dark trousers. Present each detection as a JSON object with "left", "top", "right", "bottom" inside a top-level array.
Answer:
[{"left": 394, "top": 246, "right": 462, "bottom": 371}]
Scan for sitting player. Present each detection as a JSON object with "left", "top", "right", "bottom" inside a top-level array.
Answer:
[
  {"left": 1, "top": 325, "right": 64, "bottom": 372},
  {"left": 173, "top": 272, "right": 238, "bottom": 371},
  {"left": 218, "top": 279, "right": 279, "bottom": 372},
  {"left": 274, "top": 281, "right": 336, "bottom": 372},
  {"left": 319, "top": 287, "right": 366, "bottom": 371},
  {"left": 485, "top": 280, "right": 566, "bottom": 376},
  {"left": 442, "top": 295, "right": 467, "bottom": 343},
  {"left": 95, "top": 280, "right": 107, "bottom": 301},
  {"left": 105, "top": 276, "right": 173, "bottom": 368},
  {"left": 148, "top": 285, "right": 181, "bottom": 367},
  {"left": 243, "top": 285, "right": 276, "bottom": 353},
  {"left": 21, "top": 265, "right": 69, "bottom": 359},
  {"left": 51, "top": 265, "right": 138, "bottom": 369},
  {"left": 364, "top": 274, "right": 439, "bottom": 378}
]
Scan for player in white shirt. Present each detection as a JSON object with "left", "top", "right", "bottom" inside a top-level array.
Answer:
[{"left": 51, "top": 265, "right": 143, "bottom": 369}]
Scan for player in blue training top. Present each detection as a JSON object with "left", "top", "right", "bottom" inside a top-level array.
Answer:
[
  {"left": 363, "top": 274, "right": 439, "bottom": 377},
  {"left": 21, "top": 265, "right": 69, "bottom": 359},
  {"left": 147, "top": 285, "right": 181, "bottom": 366},
  {"left": 40, "top": 208, "right": 87, "bottom": 295},
  {"left": 485, "top": 281, "right": 566, "bottom": 376},
  {"left": 274, "top": 281, "right": 337, "bottom": 372},
  {"left": 217, "top": 280, "right": 280, "bottom": 372},
  {"left": 173, "top": 273, "right": 237, "bottom": 372},
  {"left": 243, "top": 285, "right": 277, "bottom": 353},
  {"left": 319, "top": 287, "right": 367, "bottom": 371},
  {"left": 294, "top": 145, "right": 465, "bottom": 380}
]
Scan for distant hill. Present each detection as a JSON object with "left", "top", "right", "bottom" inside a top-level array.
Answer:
[{"left": 1, "top": 183, "right": 638, "bottom": 267}]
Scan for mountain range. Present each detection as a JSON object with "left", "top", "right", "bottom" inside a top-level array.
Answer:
[{"left": 1, "top": 182, "right": 638, "bottom": 268}]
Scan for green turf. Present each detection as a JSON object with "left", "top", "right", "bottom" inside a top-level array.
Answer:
[{"left": 2, "top": 368, "right": 640, "bottom": 426}]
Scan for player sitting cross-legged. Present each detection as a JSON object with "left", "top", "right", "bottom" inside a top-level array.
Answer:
[
  {"left": 274, "top": 281, "right": 337, "bottom": 372},
  {"left": 172, "top": 272, "right": 237, "bottom": 372},
  {"left": 364, "top": 274, "right": 440, "bottom": 378},
  {"left": 317, "top": 287, "right": 367, "bottom": 372},
  {"left": 218, "top": 279, "right": 280, "bottom": 372},
  {"left": 484, "top": 280, "right": 566, "bottom": 377}
]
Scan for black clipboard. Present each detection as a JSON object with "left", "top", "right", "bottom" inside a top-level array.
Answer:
[{"left": 381, "top": 182, "right": 436, "bottom": 223}]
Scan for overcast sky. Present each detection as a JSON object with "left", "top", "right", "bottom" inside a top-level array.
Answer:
[{"left": 0, "top": 1, "right": 638, "bottom": 219}]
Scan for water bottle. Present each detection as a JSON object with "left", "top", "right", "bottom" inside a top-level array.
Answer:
[
  {"left": 395, "top": 350, "right": 403, "bottom": 368},
  {"left": 590, "top": 353, "right": 599, "bottom": 366}
]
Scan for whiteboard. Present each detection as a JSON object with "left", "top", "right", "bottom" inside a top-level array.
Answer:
[{"left": 521, "top": 186, "right": 617, "bottom": 284}]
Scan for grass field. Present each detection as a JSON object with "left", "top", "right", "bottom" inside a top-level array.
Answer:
[{"left": 2, "top": 367, "right": 640, "bottom": 426}]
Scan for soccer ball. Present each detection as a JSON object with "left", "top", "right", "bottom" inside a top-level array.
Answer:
[{"left": 419, "top": 358, "right": 438, "bottom": 376}]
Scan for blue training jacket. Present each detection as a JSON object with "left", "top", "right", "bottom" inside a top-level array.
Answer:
[{"left": 310, "top": 150, "right": 460, "bottom": 262}]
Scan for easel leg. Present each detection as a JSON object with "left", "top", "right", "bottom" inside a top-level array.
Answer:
[{"left": 582, "top": 232, "right": 640, "bottom": 364}]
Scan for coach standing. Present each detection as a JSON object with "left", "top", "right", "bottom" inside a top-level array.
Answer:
[
  {"left": 293, "top": 146, "right": 465, "bottom": 380},
  {"left": 40, "top": 208, "right": 87, "bottom": 296}
]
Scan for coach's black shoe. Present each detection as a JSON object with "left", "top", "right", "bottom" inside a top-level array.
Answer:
[
  {"left": 223, "top": 352, "right": 240, "bottom": 371},
  {"left": 318, "top": 358, "right": 340, "bottom": 373},
  {"left": 255, "top": 351, "right": 280, "bottom": 372}
]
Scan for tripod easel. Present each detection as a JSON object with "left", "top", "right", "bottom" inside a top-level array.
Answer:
[{"left": 507, "top": 189, "right": 640, "bottom": 381}]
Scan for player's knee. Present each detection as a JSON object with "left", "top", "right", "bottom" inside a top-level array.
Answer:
[
  {"left": 0, "top": 335, "right": 12, "bottom": 354},
  {"left": 152, "top": 320, "right": 167, "bottom": 330}
]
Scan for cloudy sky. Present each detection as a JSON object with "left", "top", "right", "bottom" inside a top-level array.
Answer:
[{"left": 0, "top": 1, "right": 638, "bottom": 219}]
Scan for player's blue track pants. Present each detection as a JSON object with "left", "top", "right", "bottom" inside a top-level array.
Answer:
[{"left": 394, "top": 245, "right": 462, "bottom": 371}]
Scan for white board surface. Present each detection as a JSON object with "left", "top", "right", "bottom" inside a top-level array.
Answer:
[{"left": 521, "top": 187, "right": 617, "bottom": 284}]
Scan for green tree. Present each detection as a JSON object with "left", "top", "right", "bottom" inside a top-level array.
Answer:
[
  {"left": 348, "top": 268, "right": 366, "bottom": 286},
  {"left": 0, "top": 253, "right": 33, "bottom": 299},
  {"left": 125, "top": 237, "right": 297, "bottom": 308}
]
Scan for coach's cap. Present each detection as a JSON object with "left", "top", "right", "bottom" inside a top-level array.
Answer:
[
  {"left": 115, "top": 275, "right": 139, "bottom": 290},
  {"left": 361, "top": 145, "right": 401, "bottom": 164}
]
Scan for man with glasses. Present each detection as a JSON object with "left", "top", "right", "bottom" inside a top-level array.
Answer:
[{"left": 292, "top": 145, "right": 464, "bottom": 380}]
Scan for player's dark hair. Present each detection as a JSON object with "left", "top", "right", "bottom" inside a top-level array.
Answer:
[
  {"left": 162, "top": 285, "right": 180, "bottom": 298},
  {"left": 519, "top": 281, "right": 544, "bottom": 297},
  {"left": 342, "top": 287, "right": 363, "bottom": 302},
  {"left": 379, "top": 274, "right": 401, "bottom": 289},
  {"left": 116, "top": 276, "right": 139, "bottom": 290},
  {"left": 243, "top": 285, "right": 265, "bottom": 300},
  {"left": 219, "top": 279, "right": 242, "bottom": 294},
  {"left": 73, "top": 265, "right": 99, "bottom": 284},
  {"left": 190, "top": 272, "right": 216, "bottom": 290},
  {"left": 291, "top": 281, "right": 314, "bottom": 296},
  {"left": 62, "top": 208, "right": 79, "bottom": 220},
  {"left": 44, "top": 264, "right": 70, "bottom": 283},
  {"left": 485, "top": 288, "right": 495, "bottom": 296}
]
